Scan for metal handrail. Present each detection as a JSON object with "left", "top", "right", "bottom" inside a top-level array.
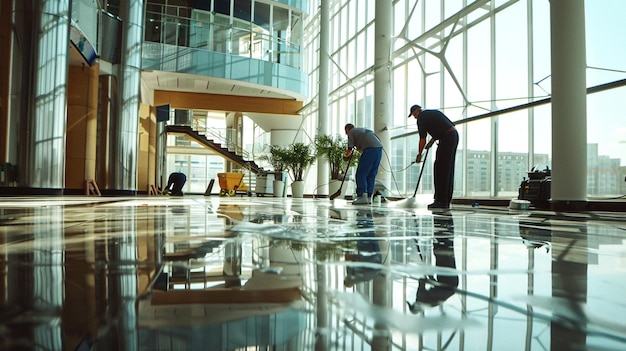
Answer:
[
  {"left": 392, "top": 78, "right": 626, "bottom": 140},
  {"left": 178, "top": 120, "right": 251, "bottom": 161}
]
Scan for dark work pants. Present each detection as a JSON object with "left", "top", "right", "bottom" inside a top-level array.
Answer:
[
  {"left": 433, "top": 130, "right": 458, "bottom": 205},
  {"left": 416, "top": 235, "right": 459, "bottom": 305}
]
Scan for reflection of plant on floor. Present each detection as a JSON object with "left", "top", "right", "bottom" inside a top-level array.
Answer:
[
  {"left": 314, "top": 241, "right": 354, "bottom": 261},
  {"left": 283, "top": 240, "right": 305, "bottom": 253},
  {"left": 315, "top": 134, "right": 358, "bottom": 180},
  {"left": 280, "top": 239, "right": 361, "bottom": 261}
]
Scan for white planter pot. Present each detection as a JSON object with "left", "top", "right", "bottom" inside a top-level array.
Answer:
[
  {"left": 291, "top": 180, "right": 305, "bottom": 198},
  {"left": 328, "top": 179, "right": 344, "bottom": 198},
  {"left": 269, "top": 245, "right": 303, "bottom": 263},
  {"left": 273, "top": 180, "right": 285, "bottom": 197},
  {"left": 328, "top": 179, "right": 341, "bottom": 195}
]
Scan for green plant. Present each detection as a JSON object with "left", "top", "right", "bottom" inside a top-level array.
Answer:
[
  {"left": 258, "top": 144, "right": 288, "bottom": 175},
  {"left": 283, "top": 142, "right": 316, "bottom": 182},
  {"left": 315, "top": 134, "right": 357, "bottom": 180}
]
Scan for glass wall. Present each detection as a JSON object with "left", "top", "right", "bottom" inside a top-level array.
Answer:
[{"left": 303, "top": 0, "right": 626, "bottom": 198}]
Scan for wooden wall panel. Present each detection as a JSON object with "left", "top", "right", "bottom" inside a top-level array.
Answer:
[
  {"left": 154, "top": 91, "right": 303, "bottom": 115},
  {"left": 66, "top": 64, "right": 99, "bottom": 191}
]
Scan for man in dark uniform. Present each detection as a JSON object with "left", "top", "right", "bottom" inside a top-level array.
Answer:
[
  {"left": 163, "top": 172, "right": 187, "bottom": 196},
  {"left": 408, "top": 104, "right": 459, "bottom": 209},
  {"left": 407, "top": 212, "right": 458, "bottom": 312},
  {"left": 344, "top": 123, "right": 383, "bottom": 205}
]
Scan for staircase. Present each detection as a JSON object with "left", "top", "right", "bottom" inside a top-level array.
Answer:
[{"left": 164, "top": 125, "right": 261, "bottom": 174}]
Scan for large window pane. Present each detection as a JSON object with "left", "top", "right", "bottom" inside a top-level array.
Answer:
[
  {"left": 495, "top": 1, "right": 528, "bottom": 108},
  {"left": 466, "top": 119, "right": 491, "bottom": 196},
  {"left": 587, "top": 87, "right": 626, "bottom": 197},
  {"left": 497, "top": 111, "right": 528, "bottom": 196},
  {"left": 532, "top": 105, "right": 551, "bottom": 171},
  {"left": 467, "top": 20, "right": 491, "bottom": 109}
]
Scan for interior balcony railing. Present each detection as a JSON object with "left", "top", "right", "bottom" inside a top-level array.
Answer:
[{"left": 144, "top": 8, "right": 302, "bottom": 70}]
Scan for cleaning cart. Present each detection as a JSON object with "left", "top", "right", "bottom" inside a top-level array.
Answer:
[{"left": 217, "top": 172, "right": 250, "bottom": 196}]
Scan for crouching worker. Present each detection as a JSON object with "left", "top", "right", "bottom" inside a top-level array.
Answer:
[
  {"left": 344, "top": 123, "right": 383, "bottom": 205},
  {"left": 163, "top": 172, "right": 187, "bottom": 196}
]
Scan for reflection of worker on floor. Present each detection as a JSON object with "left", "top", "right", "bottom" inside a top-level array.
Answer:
[
  {"left": 344, "top": 210, "right": 383, "bottom": 287},
  {"left": 408, "top": 212, "right": 459, "bottom": 313},
  {"left": 163, "top": 172, "right": 187, "bottom": 196}
]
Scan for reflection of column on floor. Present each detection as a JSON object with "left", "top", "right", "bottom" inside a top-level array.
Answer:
[
  {"left": 551, "top": 228, "right": 589, "bottom": 350},
  {"left": 223, "top": 240, "right": 242, "bottom": 288},
  {"left": 488, "top": 225, "right": 498, "bottom": 344},
  {"left": 315, "top": 260, "right": 329, "bottom": 349}
]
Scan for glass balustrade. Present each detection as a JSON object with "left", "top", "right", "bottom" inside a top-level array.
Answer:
[{"left": 144, "top": 6, "right": 302, "bottom": 70}]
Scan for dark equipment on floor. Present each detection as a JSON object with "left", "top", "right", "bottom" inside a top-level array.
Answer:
[{"left": 518, "top": 166, "right": 551, "bottom": 202}]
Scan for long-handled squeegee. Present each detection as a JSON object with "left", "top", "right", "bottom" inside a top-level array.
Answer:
[
  {"left": 329, "top": 149, "right": 355, "bottom": 200},
  {"left": 388, "top": 140, "right": 433, "bottom": 208}
]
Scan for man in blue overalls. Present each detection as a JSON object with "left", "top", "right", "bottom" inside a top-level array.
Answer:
[{"left": 344, "top": 123, "right": 383, "bottom": 205}]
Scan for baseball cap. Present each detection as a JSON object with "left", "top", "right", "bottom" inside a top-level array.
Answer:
[{"left": 407, "top": 104, "right": 422, "bottom": 117}]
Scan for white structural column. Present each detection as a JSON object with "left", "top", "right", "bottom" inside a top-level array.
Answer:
[
  {"left": 549, "top": 0, "right": 587, "bottom": 207},
  {"left": 316, "top": 0, "right": 330, "bottom": 196},
  {"left": 112, "top": 0, "right": 145, "bottom": 192},
  {"left": 10, "top": 0, "right": 71, "bottom": 190},
  {"left": 270, "top": 130, "right": 299, "bottom": 146},
  {"left": 372, "top": 1, "right": 393, "bottom": 348},
  {"left": 374, "top": 0, "right": 393, "bottom": 194}
]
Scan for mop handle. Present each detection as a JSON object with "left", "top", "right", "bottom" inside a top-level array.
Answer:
[
  {"left": 329, "top": 147, "right": 356, "bottom": 200},
  {"left": 412, "top": 147, "right": 430, "bottom": 197}
]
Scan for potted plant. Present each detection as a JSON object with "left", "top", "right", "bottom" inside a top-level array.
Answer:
[
  {"left": 315, "top": 134, "right": 358, "bottom": 196},
  {"left": 283, "top": 142, "right": 316, "bottom": 198},
  {"left": 258, "top": 145, "right": 288, "bottom": 197}
]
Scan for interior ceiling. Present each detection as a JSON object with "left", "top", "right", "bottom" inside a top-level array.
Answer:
[
  {"left": 197, "top": 111, "right": 303, "bottom": 131},
  {"left": 142, "top": 70, "right": 304, "bottom": 131},
  {"left": 141, "top": 70, "right": 300, "bottom": 101},
  {"left": 245, "top": 112, "right": 304, "bottom": 131}
]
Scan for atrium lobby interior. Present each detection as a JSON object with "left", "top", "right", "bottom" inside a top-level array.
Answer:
[
  {"left": 2, "top": 0, "right": 626, "bottom": 350},
  {"left": 1, "top": 194, "right": 625, "bottom": 350}
]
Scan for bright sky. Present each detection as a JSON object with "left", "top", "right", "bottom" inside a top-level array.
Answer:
[
  {"left": 585, "top": 0, "right": 626, "bottom": 165},
  {"left": 479, "top": 1, "right": 626, "bottom": 165}
]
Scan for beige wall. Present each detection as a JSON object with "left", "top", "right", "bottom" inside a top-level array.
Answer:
[
  {"left": 65, "top": 63, "right": 99, "bottom": 191},
  {"left": 154, "top": 90, "right": 303, "bottom": 115},
  {"left": 138, "top": 103, "right": 156, "bottom": 193}
]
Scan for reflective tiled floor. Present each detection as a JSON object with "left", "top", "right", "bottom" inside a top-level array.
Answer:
[{"left": 1, "top": 195, "right": 625, "bottom": 350}]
